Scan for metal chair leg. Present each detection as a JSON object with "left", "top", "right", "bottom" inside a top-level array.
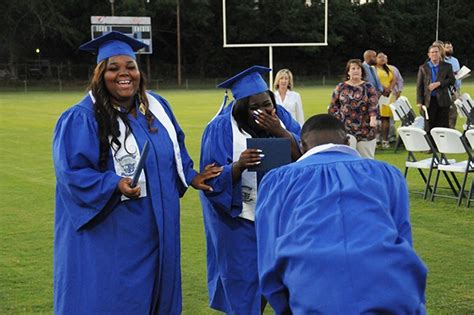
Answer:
[
  {"left": 467, "top": 180, "right": 474, "bottom": 207},
  {"left": 431, "top": 169, "right": 441, "bottom": 202},
  {"left": 457, "top": 171, "right": 469, "bottom": 207},
  {"left": 394, "top": 136, "right": 403, "bottom": 153},
  {"left": 423, "top": 165, "right": 435, "bottom": 200}
]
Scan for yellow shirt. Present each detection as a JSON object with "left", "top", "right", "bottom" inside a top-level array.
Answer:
[{"left": 376, "top": 66, "right": 395, "bottom": 117}]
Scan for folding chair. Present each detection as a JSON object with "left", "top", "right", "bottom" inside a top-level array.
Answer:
[
  {"left": 455, "top": 99, "right": 470, "bottom": 132},
  {"left": 390, "top": 101, "right": 404, "bottom": 124},
  {"left": 456, "top": 93, "right": 474, "bottom": 131},
  {"left": 391, "top": 97, "right": 425, "bottom": 153},
  {"left": 430, "top": 128, "right": 474, "bottom": 207},
  {"left": 398, "top": 96, "right": 416, "bottom": 126},
  {"left": 397, "top": 127, "right": 438, "bottom": 199}
]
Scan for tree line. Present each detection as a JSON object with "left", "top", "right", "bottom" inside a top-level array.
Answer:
[{"left": 1, "top": 0, "right": 473, "bottom": 82}]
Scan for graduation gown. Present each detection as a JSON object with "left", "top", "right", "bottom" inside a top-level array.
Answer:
[
  {"left": 255, "top": 147, "right": 428, "bottom": 314},
  {"left": 199, "top": 103, "right": 301, "bottom": 314},
  {"left": 53, "top": 92, "right": 197, "bottom": 314}
]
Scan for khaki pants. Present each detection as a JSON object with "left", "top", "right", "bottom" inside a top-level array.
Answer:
[
  {"left": 356, "top": 139, "right": 377, "bottom": 159},
  {"left": 449, "top": 105, "right": 458, "bottom": 129},
  {"left": 449, "top": 90, "right": 461, "bottom": 129}
]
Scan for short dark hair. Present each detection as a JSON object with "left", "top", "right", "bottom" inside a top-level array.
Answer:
[
  {"left": 301, "top": 114, "right": 347, "bottom": 149},
  {"left": 302, "top": 114, "right": 345, "bottom": 136}
]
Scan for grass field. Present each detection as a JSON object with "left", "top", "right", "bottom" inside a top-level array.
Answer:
[{"left": 1, "top": 83, "right": 473, "bottom": 314}]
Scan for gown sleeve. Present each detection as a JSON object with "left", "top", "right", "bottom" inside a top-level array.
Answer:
[
  {"left": 276, "top": 105, "right": 301, "bottom": 142},
  {"left": 53, "top": 106, "right": 122, "bottom": 231},
  {"left": 150, "top": 92, "right": 198, "bottom": 196},
  {"left": 328, "top": 83, "right": 343, "bottom": 119},
  {"left": 200, "top": 114, "right": 243, "bottom": 218},
  {"left": 255, "top": 169, "right": 291, "bottom": 314}
]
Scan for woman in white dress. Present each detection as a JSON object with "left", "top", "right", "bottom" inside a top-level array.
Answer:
[{"left": 273, "top": 69, "right": 305, "bottom": 126}]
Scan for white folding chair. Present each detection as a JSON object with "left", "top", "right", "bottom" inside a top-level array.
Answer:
[
  {"left": 430, "top": 128, "right": 474, "bottom": 207},
  {"left": 455, "top": 99, "right": 468, "bottom": 119},
  {"left": 454, "top": 99, "right": 469, "bottom": 131},
  {"left": 398, "top": 127, "right": 438, "bottom": 199},
  {"left": 390, "top": 102, "right": 403, "bottom": 122},
  {"left": 460, "top": 93, "right": 473, "bottom": 110},
  {"left": 392, "top": 97, "right": 425, "bottom": 153},
  {"left": 398, "top": 96, "right": 417, "bottom": 126},
  {"left": 456, "top": 93, "right": 474, "bottom": 130}
]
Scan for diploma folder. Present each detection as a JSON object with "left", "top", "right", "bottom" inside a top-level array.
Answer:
[
  {"left": 130, "top": 140, "right": 150, "bottom": 188},
  {"left": 246, "top": 138, "right": 291, "bottom": 172}
]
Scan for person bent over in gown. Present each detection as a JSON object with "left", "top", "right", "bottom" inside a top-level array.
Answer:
[{"left": 255, "top": 114, "right": 427, "bottom": 314}]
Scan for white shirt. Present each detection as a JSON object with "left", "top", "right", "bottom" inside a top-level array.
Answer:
[{"left": 274, "top": 90, "right": 305, "bottom": 126}]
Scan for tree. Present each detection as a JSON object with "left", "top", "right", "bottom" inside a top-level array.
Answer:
[{"left": 0, "top": 0, "right": 80, "bottom": 78}]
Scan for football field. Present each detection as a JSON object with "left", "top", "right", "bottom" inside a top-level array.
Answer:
[{"left": 1, "top": 84, "right": 473, "bottom": 314}]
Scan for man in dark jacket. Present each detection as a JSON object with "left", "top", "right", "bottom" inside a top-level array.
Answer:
[{"left": 416, "top": 45, "right": 455, "bottom": 134}]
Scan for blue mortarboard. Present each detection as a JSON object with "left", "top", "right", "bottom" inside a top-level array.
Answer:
[
  {"left": 217, "top": 65, "right": 271, "bottom": 100},
  {"left": 79, "top": 31, "right": 148, "bottom": 64}
]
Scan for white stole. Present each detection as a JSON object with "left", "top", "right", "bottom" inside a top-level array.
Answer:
[
  {"left": 89, "top": 91, "right": 187, "bottom": 201},
  {"left": 145, "top": 92, "right": 187, "bottom": 187},
  {"left": 297, "top": 143, "right": 361, "bottom": 162}
]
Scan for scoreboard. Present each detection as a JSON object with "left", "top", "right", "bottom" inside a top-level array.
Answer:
[{"left": 90, "top": 16, "right": 152, "bottom": 54}]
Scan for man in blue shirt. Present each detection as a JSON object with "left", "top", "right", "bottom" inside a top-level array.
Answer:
[
  {"left": 416, "top": 45, "right": 455, "bottom": 136},
  {"left": 362, "top": 50, "right": 383, "bottom": 94},
  {"left": 444, "top": 41, "right": 461, "bottom": 129}
]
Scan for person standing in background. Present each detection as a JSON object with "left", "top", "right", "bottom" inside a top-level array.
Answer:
[
  {"left": 273, "top": 69, "right": 305, "bottom": 126},
  {"left": 444, "top": 41, "right": 461, "bottom": 129},
  {"left": 362, "top": 50, "right": 384, "bottom": 95},
  {"left": 329, "top": 59, "right": 378, "bottom": 159},
  {"left": 375, "top": 52, "right": 397, "bottom": 149},
  {"left": 416, "top": 45, "right": 455, "bottom": 136},
  {"left": 388, "top": 55, "right": 404, "bottom": 143}
]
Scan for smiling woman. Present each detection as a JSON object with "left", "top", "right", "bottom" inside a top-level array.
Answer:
[
  {"left": 103, "top": 56, "right": 141, "bottom": 107},
  {"left": 52, "top": 31, "right": 222, "bottom": 315}
]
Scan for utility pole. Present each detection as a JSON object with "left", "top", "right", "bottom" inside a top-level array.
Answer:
[
  {"left": 435, "top": 0, "right": 440, "bottom": 41},
  {"left": 110, "top": 0, "right": 115, "bottom": 16},
  {"left": 177, "top": 0, "right": 182, "bottom": 86}
]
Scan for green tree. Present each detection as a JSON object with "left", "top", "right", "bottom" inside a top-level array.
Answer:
[{"left": 0, "top": 0, "right": 80, "bottom": 78}]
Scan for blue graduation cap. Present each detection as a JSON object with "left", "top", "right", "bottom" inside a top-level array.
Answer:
[
  {"left": 217, "top": 65, "right": 271, "bottom": 100},
  {"left": 79, "top": 31, "right": 148, "bottom": 64}
]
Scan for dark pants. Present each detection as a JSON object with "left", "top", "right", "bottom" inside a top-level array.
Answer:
[
  {"left": 425, "top": 97, "right": 450, "bottom": 142},
  {"left": 449, "top": 104, "right": 458, "bottom": 129}
]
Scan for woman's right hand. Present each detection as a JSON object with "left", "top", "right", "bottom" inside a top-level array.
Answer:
[
  {"left": 235, "top": 148, "right": 264, "bottom": 170},
  {"left": 232, "top": 148, "right": 264, "bottom": 182},
  {"left": 117, "top": 177, "right": 141, "bottom": 199}
]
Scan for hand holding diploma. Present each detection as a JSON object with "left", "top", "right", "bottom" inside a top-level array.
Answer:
[{"left": 118, "top": 177, "right": 141, "bottom": 199}]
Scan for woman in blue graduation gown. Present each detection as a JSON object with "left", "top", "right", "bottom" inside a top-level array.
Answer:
[
  {"left": 255, "top": 114, "right": 427, "bottom": 314},
  {"left": 53, "top": 32, "right": 221, "bottom": 315},
  {"left": 199, "top": 66, "right": 301, "bottom": 314}
]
